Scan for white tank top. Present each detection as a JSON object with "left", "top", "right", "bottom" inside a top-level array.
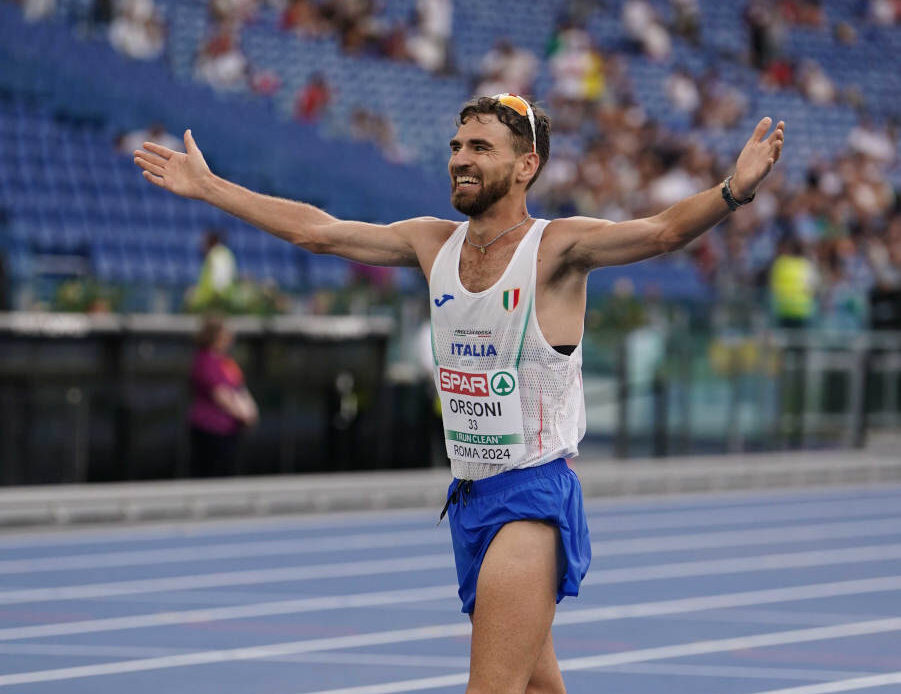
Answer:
[{"left": 429, "top": 219, "right": 586, "bottom": 480}]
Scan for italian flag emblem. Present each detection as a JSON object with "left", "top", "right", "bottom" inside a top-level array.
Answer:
[{"left": 502, "top": 288, "right": 520, "bottom": 312}]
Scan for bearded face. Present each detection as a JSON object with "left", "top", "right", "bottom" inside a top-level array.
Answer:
[{"left": 451, "top": 161, "right": 514, "bottom": 217}]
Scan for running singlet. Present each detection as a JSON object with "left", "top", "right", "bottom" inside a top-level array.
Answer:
[{"left": 429, "top": 219, "right": 586, "bottom": 480}]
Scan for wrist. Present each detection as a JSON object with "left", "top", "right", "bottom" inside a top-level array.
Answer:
[
  {"left": 728, "top": 174, "right": 754, "bottom": 203},
  {"left": 721, "top": 175, "right": 755, "bottom": 211}
]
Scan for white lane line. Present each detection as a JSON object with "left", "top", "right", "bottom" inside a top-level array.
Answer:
[
  {"left": 0, "top": 554, "right": 455, "bottom": 605},
  {"left": 5, "top": 516, "right": 901, "bottom": 606},
  {"left": 7, "top": 507, "right": 901, "bottom": 577},
  {"left": 588, "top": 518, "right": 901, "bottom": 556},
  {"left": 0, "top": 643, "right": 187, "bottom": 658},
  {"left": 7, "top": 505, "right": 901, "bottom": 575},
  {"left": 747, "top": 673, "right": 901, "bottom": 693},
  {"left": 6, "top": 541, "right": 901, "bottom": 639},
  {"left": 1, "top": 575, "right": 900, "bottom": 687},
  {"left": 592, "top": 498, "right": 901, "bottom": 534},
  {"left": 597, "top": 663, "right": 876, "bottom": 683},
  {"left": 269, "top": 653, "right": 873, "bottom": 683},
  {"left": 583, "top": 543, "right": 901, "bottom": 585},
  {"left": 0, "top": 585, "right": 459, "bottom": 641},
  {"left": 0, "top": 529, "right": 450, "bottom": 575},
  {"left": 297, "top": 619, "right": 901, "bottom": 694}
]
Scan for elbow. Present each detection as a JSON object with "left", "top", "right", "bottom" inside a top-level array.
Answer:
[
  {"left": 654, "top": 220, "right": 682, "bottom": 254},
  {"left": 295, "top": 225, "right": 331, "bottom": 255}
]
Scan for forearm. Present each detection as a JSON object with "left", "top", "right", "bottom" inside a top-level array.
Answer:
[
  {"left": 201, "top": 173, "right": 337, "bottom": 250},
  {"left": 656, "top": 183, "right": 732, "bottom": 251}
]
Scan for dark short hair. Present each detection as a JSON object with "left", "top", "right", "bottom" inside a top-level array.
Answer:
[{"left": 457, "top": 96, "right": 551, "bottom": 190}]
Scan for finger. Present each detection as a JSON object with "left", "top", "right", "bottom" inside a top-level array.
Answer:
[
  {"left": 133, "top": 150, "right": 168, "bottom": 168},
  {"left": 141, "top": 170, "right": 167, "bottom": 188},
  {"left": 767, "top": 121, "right": 785, "bottom": 144},
  {"left": 134, "top": 156, "right": 165, "bottom": 177},
  {"left": 184, "top": 129, "right": 199, "bottom": 154},
  {"left": 142, "top": 141, "right": 174, "bottom": 159},
  {"left": 747, "top": 116, "right": 772, "bottom": 145}
]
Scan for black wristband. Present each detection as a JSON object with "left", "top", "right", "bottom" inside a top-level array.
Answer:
[{"left": 721, "top": 175, "right": 755, "bottom": 211}]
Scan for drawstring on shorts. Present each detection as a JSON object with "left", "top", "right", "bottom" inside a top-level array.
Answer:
[{"left": 437, "top": 478, "right": 473, "bottom": 526}]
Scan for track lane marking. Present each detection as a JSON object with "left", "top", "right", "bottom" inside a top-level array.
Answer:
[
  {"left": 5, "top": 517, "right": 901, "bottom": 605},
  {"left": 6, "top": 543, "right": 901, "bottom": 640},
  {"left": 1, "top": 576, "right": 901, "bottom": 686},
  {"left": 296, "top": 620, "right": 901, "bottom": 694}
]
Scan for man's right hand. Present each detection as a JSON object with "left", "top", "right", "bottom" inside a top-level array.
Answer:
[{"left": 133, "top": 129, "right": 211, "bottom": 200}]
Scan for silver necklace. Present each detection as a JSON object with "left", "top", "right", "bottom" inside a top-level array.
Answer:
[{"left": 466, "top": 215, "right": 530, "bottom": 255}]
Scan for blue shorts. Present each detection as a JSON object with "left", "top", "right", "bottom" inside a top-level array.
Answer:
[{"left": 445, "top": 458, "right": 591, "bottom": 615}]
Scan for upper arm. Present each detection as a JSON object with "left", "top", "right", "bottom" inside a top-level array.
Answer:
[
  {"left": 554, "top": 215, "right": 670, "bottom": 272},
  {"left": 307, "top": 217, "right": 456, "bottom": 269}
]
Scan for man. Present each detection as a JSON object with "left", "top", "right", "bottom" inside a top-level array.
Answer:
[
  {"left": 133, "top": 94, "right": 784, "bottom": 693},
  {"left": 189, "top": 229, "right": 236, "bottom": 312}
]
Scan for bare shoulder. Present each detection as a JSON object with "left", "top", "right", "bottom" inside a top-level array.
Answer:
[
  {"left": 390, "top": 216, "right": 459, "bottom": 237},
  {"left": 544, "top": 216, "right": 615, "bottom": 237},
  {"left": 541, "top": 216, "right": 616, "bottom": 260},
  {"left": 390, "top": 216, "right": 460, "bottom": 277}
]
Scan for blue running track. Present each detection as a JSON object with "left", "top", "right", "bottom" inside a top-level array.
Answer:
[{"left": 2, "top": 482, "right": 901, "bottom": 693}]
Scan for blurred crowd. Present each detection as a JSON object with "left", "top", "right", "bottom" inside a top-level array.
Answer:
[{"left": 11, "top": 0, "right": 901, "bottom": 330}]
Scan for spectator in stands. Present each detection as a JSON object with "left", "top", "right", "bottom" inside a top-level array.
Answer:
[
  {"left": 280, "top": 0, "right": 328, "bottom": 36},
  {"left": 210, "top": 0, "right": 260, "bottom": 27},
  {"left": 696, "top": 69, "right": 748, "bottom": 129},
  {"left": 744, "top": 0, "right": 785, "bottom": 70},
  {"left": 406, "top": 0, "right": 452, "bottom": 73},
  {"left": 622, "top": 0, "right": 671, "bottom": 60},
  {"left": 294, "top": 72, "right": 331, "bottom": 122},
  {"left": 109, "top": 0, "right": 165, "bottom": 61},
  {"left": 82, "top": 0, "right": 114, "bottom": 37},
  {"left": 188, "top": 315, "right": 258, "bottom": 477},
  {"left": 188, "top": 230, "right": 237, "bottom": 312},
  {"left": 16, "top": 0, "right": 55, "bottom": 22},
  {"left": 348, "top": 107, "right": 412, "bottom": 163},
  {"left": 671, "top": 0, "right": 701, "bottom": 45},
  {"left": 665, "top": 67, "right": 701, "bottom": 115},
  {"left": 770, "top": 234, "right": 818, "bottom": 328},
  {"left": 848, "top": 116, "right": 897, "bottom": 164},
  {"left": 475, "top": 39, "right": 538, "bottom": 98},
  {"left": 116, "top": 123, "right": 183, "bottom": 156},
  {"left": 820, "top": 243, "right": 869, "bottom": 331},
  {"left": 797, "top": 59, "right": 836, "bottom": 105},
  {"left": 196, "top": 18, "right": 248, "bottom": 91},
  {"left": 868, "top": 217, "right": 901, "bottom": 288},
  {"left": 548, "top": 25, "right": 606, "bottom": 103},
  {"left": 869, "top": 0, "right": 901, "bottom": 25}
]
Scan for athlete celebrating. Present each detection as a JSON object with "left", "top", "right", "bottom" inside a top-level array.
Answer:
[{"left": 133, "top": 94, "right": 784, "bottom": 694}]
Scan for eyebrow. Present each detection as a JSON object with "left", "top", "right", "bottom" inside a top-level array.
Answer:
[{"left": 449, "top": 138, "right": 495, "bottom": 149}]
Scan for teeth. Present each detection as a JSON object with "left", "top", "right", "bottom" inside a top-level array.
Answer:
[{"left": 456, "top": 176, "right": 479, "bottom": 184}]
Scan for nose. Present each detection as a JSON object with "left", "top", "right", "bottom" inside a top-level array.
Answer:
[{"left": 450, "top": 148, "right": 473, "bottom": 172}]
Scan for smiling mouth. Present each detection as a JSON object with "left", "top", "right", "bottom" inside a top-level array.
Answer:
[{"left": 454, "top": 175, "right": 481, "bottom": 191}]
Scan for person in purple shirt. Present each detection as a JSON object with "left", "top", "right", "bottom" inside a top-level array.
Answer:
[{"left": 188, "top": 315, "right": 258, "bottom": 477}]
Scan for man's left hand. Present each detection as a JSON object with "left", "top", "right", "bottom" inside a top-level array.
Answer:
[{"left": 731, "top": 117, "right": 785, "bottom": 201}]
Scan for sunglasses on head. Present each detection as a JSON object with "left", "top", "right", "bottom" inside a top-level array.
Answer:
[{"left": 492, "top": 93, "right": 537, "bottom": 154}]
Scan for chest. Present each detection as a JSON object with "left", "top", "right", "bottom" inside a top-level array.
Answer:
[{"left": 457, "top": 247, "right": 521, "bottom": 293}]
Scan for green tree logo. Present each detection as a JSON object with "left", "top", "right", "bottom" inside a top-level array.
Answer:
[{"left": 490, "top": 371, "right": 516, "bottom": 396}]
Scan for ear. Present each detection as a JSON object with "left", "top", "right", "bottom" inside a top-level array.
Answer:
[{"left": 516, "top": 151, "right": 540, "bottom": 185}]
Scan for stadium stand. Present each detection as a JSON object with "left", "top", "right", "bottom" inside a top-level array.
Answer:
[{"left": 0, "top": 0, "right": 899, "bottom": 319}]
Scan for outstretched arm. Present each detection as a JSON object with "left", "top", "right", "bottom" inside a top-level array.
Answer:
[
  {"left": 133, "top": 130, "right": 445, "bottom": 267},
  {"left": 559, "top": 117, "right": 785, "bottom": 270}
]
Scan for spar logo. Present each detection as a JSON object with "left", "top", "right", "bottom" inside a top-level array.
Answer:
[
  {"left": 439, "top": 367, "right": 489, "bottom": 397},
  {"left": 490, "top": 371, "right": 516, "bottom": 396}
]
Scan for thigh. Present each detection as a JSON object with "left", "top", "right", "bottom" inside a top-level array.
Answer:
[{"left": 467, "top": 520, "right": 560, "bottom": 694}]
